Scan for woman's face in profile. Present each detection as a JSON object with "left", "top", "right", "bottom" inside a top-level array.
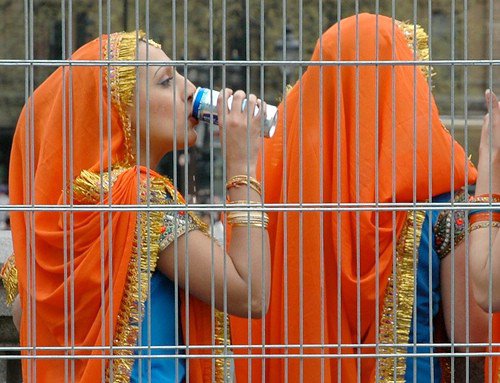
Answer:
[{"left": 130, "top": 42, "right": 198, "bottom": 164}]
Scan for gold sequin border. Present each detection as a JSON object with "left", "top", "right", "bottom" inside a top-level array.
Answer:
[
  {"left": 378, "top": 210, "right": 426, "bottom": 383},
  {"left": 396, "top": 21, "right": 433, "bottom": 79},
  {"left": 105, "top": 31, "right": 144, "bottom": 167},
  {"left": 106, "top": 175, "right": 165, "bottom": 382},
  {"left": 0, "top": 254, "right": 18, "bottom": 305}
]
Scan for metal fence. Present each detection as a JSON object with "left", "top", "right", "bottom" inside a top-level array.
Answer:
[{"left": 0, "top": 1, "right": 499, "bottom": 382}]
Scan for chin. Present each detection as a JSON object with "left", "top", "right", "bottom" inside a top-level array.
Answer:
[{"left": 187, "top": 130, "right": 198, "bottom": 147}]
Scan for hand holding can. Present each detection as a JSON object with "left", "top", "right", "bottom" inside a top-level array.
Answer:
[{"left": 191, "top": 87, "right": 278, "bottom": 138}]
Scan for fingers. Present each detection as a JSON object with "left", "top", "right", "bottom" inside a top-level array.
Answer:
[
  {"left": 217, "top": 88, "right": 233, "bottom": 118},
  {"left": 486, "top": 89, "right": 499, "bottom": 112},
  {"left": 231, "top": 90, "right": 247, "bottom": 114}
]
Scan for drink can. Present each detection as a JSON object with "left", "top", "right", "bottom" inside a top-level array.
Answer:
[{"left": 192, "top": 87, "right": 278, "bottom": 138}]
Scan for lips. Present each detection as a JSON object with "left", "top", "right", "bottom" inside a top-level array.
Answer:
[{"left": 188, "top": 116, "right": 198, "bottom": 127}]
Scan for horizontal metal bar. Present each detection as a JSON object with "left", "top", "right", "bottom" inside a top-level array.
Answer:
[
  {"left": 0, "top": 341, "right": 491, "bottom": 352},
  {"left": 0, "top": 351, "right": 497, "bottom": 360},
  {"left": 2, "top": 202, "right": 500, "bottom": 212},
  {"left": 0, "top": 59, "right": 498, "bottom": 67}
]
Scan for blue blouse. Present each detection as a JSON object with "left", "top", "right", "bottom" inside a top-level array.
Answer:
[{"left": 130, "top": 272, "right": 186, "bottom": 383}]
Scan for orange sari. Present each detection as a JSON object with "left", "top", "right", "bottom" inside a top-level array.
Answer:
[
  {"left": 8, "top": 31, "right": 227, "bottom": 382},
  {"left": 231, "top": 13, "right": 476, "bottom": 382}
]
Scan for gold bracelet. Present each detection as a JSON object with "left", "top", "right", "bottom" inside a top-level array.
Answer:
[
  {"left": 227, "top": 211, "right": 269, "bottom": 228},
  {"left": 227, "top": 212, "right": 269, "bottom": 222},
  {"left": 226, "top": 175, "right": 262, "bottom": 196}
]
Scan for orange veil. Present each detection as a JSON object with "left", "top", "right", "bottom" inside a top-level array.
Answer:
[
  {"left": 9, "top": 32, "right": 225, "bottom": 382},
  {"left": 230, "top": 13, "right": 476, "bottom": 382}
]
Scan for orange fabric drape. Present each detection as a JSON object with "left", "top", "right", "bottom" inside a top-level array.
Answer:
[
  {"left": 230, "top": 13, "right": 476, "bottom": 382},
  {"left": 9, "top": 33, "right": 218, "bottom": 382}
]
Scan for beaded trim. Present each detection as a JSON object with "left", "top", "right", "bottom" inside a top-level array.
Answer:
[
  {"left": 434, "top": 189, "right": 468, "bottom": 259},
  {"left": 469, "top": 221, "right": 500, "bottom": 233},
  {"left": 0, "top": 254, "right": 18, "bottom": 305},
  {"left": 73, "top": 168, "right": 128, "bottom": 203},
  {"left": 396, "top": 20, "right": 433, "bottom": 79},
  {"left": 378, "top": 210, "right": 426, "bottom": 382}
]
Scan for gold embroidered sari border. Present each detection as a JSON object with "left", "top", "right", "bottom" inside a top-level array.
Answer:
[
  {"left": 378, "top": 210, "right": 426, "bottom": 383},
  {"left": 106, "top": 175, "right": 165, "bottom": 383}
]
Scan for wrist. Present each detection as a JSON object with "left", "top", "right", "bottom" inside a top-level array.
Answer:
[{"left": 226, "top": 164, "right": 257, "bottom": 179}]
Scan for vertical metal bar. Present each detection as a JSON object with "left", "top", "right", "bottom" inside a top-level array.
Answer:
[
  {"left": 487, "top": 1, "right": 494, "bottom": 381},
  {"left": 298, "top": 0, "right": 304, "bottom": 380},
  {"left": 317, "top": 1, "right": 325, "bottom": 382},
  {"left": 259, "top": 1, "right": 266, "bottom": 381},
  {"left": 97, "top": 1, "right": 107, "bottom": 380},
  {"left": 373, "top": 8, "right": 381, "bottom": 382},
  {"left": 353, "top": 7, "right": 361, "bottom": 383},
  {"left": 67, "top": 0, "right": 77, "bottom": 379},
  {"left": 170, "top": 1, "right": 181, "bottom": 381},
  {"left": 463, "top": 0, "right": 471, "bottom": 379},
  {"left": 244, "top": 1, "right": 253, "bottom": 381},
  {"left": 450, "top": 0, "right": 457, "bottom": 379},
  {"left": 216, "top": 0, "right": 224, "bottom": 379},
  {"left": 25, "top": 0, "right": 36, "bottom": 380},
  {"left": 181, "top": 1, "right": 191, "bottom": 380},
  {"left": 144, "top": 2, "right": 154, "bottom": 381},
  {"left": 411, "top": 4, "right": 419, "bottom": 382},
  {"left": 427, "top": 2, "right": 435, "bottom": 382},
  {"left": 106, "top": 0, "right": 114, "bottom": 379},
  {"left": 183, "top": 0, "right": 193, "bottom": 379},
  {"left": 335, "top": 2, "right": 342, "bottom": 381},
  {"left": 280, "top": 1, "right": 289, "bottom": 381},
  {"left": 390, "top": 3, "right": 398, "bottom": 381},
  {"left": 59, "top": 0, "right": 70, "bottom": 381}
]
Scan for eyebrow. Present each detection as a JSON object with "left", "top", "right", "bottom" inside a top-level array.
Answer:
[
  {"left": 153, "top": 65, "right": 173, "bottom": 79},
  {"left": 154, "top": 66, "right": 164, "bottom": 79}
]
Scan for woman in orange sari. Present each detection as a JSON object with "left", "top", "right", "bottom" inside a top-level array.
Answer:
[
  {"left": 231, "top": 13, "right": 486, "bottom": 382},
  {"left": 2, "top": 31, "right": 270, "bottom": 382}
]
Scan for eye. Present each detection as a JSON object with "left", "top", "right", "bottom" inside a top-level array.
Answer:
[{"left": 159, "top": 76, "right": 173, "bottom": 87}]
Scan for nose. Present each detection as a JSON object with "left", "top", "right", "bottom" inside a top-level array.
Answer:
[{"left": 185, "top": 79, "right": 197, "bottom": 104}]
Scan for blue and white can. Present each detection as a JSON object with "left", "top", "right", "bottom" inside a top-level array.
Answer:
[{"left": 192, "top": 87, "right": 278, "bottom": 138}]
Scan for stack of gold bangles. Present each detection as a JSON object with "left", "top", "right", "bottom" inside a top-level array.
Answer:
[
  {"left": 469, "top": 193, "right": 500, "bottom": 232},
  {"left": 226, "top": 175, "right": 268, "bottom": 229}
]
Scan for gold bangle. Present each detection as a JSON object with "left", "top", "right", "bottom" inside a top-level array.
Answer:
[
  {"left": 226, "top": 175, "right": 262, "bottom": 196},
  {"left": 231, "top": 222, "right": 268, "bottom": 228},
  {"left": 227, "top": 211, "right": 269, "bottom": 228},
  {"left": 227, "top": 213, "right": 269, "bottom": 224}
]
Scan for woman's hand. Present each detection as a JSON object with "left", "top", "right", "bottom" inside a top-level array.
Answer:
[
  {"left": 479, "top": 90, "right": 500, "bottom": 151},
  {"left": 217, "top": 89, "right": 266, "bottom": 177},
  {"left": 475, "top": 90, "right": 500, "bottom": 196}
]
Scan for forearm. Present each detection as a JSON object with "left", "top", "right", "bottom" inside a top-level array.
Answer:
[
  {"left": 470, "top": 228, "right": 500, "bottom": 311},
  {"left": 441, "top": 243, "right": 489, "bottom": 350},
  {"left": 470, "top": 148, "right": 500, "bottom": 310},
  {"left": 226, "top": 172, "right": 271, "bottom": 316}
]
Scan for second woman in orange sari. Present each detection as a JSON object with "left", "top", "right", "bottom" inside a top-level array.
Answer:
[{"left": 231, "top": 13, "right": 485, "bottom": 382}]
